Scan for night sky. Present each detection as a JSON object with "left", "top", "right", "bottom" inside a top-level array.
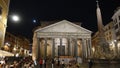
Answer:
[{"left": 7, "top": 0, "right": 120, "bottom": 42}]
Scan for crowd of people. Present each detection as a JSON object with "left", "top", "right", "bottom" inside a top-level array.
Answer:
[
  {"left": 0, "top": 56, "right": 93, "bottom": 68},
  {"left": 0, "top": 56, "right": 34, "bottom": 68},
  {"left": 37, "top": 57, "right": 82, "bottom": 68}
]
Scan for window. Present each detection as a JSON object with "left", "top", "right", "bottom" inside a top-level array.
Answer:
[
  {"left": 114, "top": 19, "right": 117, "bottom": 24},
  {"left": 115, "top": 25, "right": 118, "bottom": 29},
  {"left": 119, "top": 16, "right": 120, "bottom": 20},
  {"left": 108, "top": 26, "right": 111, "bottom": 29},
  {"left": 0, "top": 6, "right": 2, "bottom": 15},
  {"left": 119, "top": 22, "right": 120, "bottom": 26},
  {"left": 107, "top": 37, "right": 108, "bottom": 40},
  {"left": 114, "top": 20, "right": 116, "bottom": 24},
  {"left": 0, "top": 6, "right": 2, "bottom": 20},
  {"left": 109, "top": 36, "right": 112, "bottom": 40},
  {"left": 109, "top": 31, "right": 111, "bottom": 35},
  {"left": 118, "top": 38, "right": 120, "bottom": 41},
  {"left": 116, "top": 31, "right": 120, "bottom": 36}
]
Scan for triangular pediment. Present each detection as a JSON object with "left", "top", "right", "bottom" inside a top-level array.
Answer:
[{"left": 35, "top": 20, "right": 92, "bottom": 34}]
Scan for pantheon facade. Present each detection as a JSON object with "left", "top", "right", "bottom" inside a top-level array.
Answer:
[{"left": 32, "top": 20, "right": 92, "bottom": 61}]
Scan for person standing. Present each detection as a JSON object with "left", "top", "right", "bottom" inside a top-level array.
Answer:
[
  {"left": 61, "top": 60, "right": 65, "bottom": 68},
  {"left": 44, "top": 59, "right": 46, "bottom": 68},
  {"left": 57, "top": 58, "right": 60, "bottom": 66},
  {"left": 13, "top": 61, "right": 19, "bottom": 68},
  {"left": 34, "top": 60, "right": 37, "bottom": 66},
  {"left": 88, "top": 59, "right": 93, "bottom": 68},
  {"left": 51, "top": 58, "right": 54, "bottom": 68},
  {"left": 39, "top": 59, "right": 43, "bottom": 68}
]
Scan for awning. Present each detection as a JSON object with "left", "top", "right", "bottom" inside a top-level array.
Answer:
[{"left": 0, "top": 50, "right": 14, "bottom": 57}]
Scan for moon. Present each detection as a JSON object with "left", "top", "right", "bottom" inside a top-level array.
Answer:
[{"left": 12, "top": 15, "right": 20, "bottom": 22}]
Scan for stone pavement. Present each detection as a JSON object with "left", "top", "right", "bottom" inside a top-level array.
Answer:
[
  {"left": 92, "top": 63, "right": 120, "bottom": 68},
  {"left": 34, "top": 62, "right": 120, "bottom": 68},
  {"left": 35, "top": 62, "right": 88, "bottom": 68}
]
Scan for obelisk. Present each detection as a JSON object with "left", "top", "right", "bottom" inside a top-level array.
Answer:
[
  {"left": 96, "top": 0, "right": 104, "bottom": 34},
  {"left": 95, "top": 1, "right": 110, "bottom": 59}
]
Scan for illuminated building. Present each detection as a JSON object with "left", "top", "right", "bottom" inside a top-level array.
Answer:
[
  {"left": 112, "top": 7, "right": 120, "bottom": 55},
  {"left": 0, "top": 0, "right": 10, "bottom": 47},
  {"left": 32, "top": 20, "right": 92, "bottom": 61},
  {"left": 4, "top": 32, "right": 30, "bottom": 56}
]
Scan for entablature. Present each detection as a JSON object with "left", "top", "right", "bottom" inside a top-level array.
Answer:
[{"left": 36, "top": 32, "right": 91, "bottom": 38}]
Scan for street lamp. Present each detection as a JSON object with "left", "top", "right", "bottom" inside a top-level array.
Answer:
[
  {"left": 13, "top": 47, "right": 17, "bottom": 51},
  {"left": 118, "top": 43, "right": 120, "bottom": 53},
  {"left": 113, "top": 40, "right": 118, "bottom": 57},
  {"left": 92, "top": 47, "right": 95, "bottom": 53}
]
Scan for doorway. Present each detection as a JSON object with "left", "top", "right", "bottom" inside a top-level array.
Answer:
[{"left": 58, "top": 46, "right": 65, "bottom": 56}]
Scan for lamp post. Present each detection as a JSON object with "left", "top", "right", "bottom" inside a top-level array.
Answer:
[
  {"left": 13, "top": 47, "right": 17, "bottom": 57},
  {"left": 92, "top": 47, "right": 95, "bottom": 55},
  {"left": 113, "top": 40, "right": 118, "bottom": 57},
  {"left": 118, "top": 43, "right": 120, "bottom": 56}
]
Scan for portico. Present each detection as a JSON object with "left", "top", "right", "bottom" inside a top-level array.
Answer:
[{"left": 32, "top": 20, "right": 92, "bottom": 61}]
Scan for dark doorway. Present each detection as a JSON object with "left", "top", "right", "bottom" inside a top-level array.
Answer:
[{"left": 58, "top": 46, "right": 65, "bottom": 56}]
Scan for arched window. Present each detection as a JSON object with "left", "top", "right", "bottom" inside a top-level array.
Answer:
[
  {"left": 0, "top": 6, "right": 2, "bottom": 15},
  {"left": 0, "top": 6, "right": 2, "bottom": 19}
]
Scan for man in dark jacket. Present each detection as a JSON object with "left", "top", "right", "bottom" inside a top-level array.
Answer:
[{"left": 88, "top": 59, "right": 93, "bottom": 68}]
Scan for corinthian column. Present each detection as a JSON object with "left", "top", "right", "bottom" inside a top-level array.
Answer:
[
  {"left": 44, "top": 38, "right": 47, "bottom": 59},
  {"left": 60, "top": 38, "right": 62, "bottom": 56},
  {"left": 67, "top": 38, "right": 70, "bottom": 56},
  {"left": 82, "top": 39, "right": 85, "bottom": 60},
  {"left": 52, "top": 38, "right": 55, "bottom": 58},
  {"left": 88, "top": 38, "right": 92, "bottom": 58},
  {"left": 37, "top": 38, "right": 40, "bottom": 60},
  {"left": 32, "top": 32, "right": 38, "bottom": 61},
  {"left": 74, "top": 38, "right": 78, "bottom": 61}
]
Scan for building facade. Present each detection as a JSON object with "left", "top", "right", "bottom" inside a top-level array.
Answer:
[
  {"left": 32, "top": 20, "right": 92, "bottom": 61},
  {"left": 4, "top": 32, "right": 30, "bottom": 56},
  {"left": 92, "top": 21, "right": 117, "bottom": 57},
  {"left": 112, "top": 7, "right": 120, "bottom": 55},
  {"left": 91, "top": 1, "right": 120, "bottom": 59},
  {"left": 104, "top": 22, "right": 117, "bottom": 56},
  {"left": 0, "top": 0, "right": 10, "bottom": 47},
  {"left": 104, "top": 21, "right": 116, "bottom": 44}
]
